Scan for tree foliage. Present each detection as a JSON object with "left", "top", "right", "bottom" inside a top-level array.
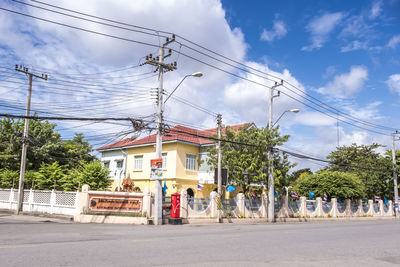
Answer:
[
  {"left": 325, "top": 143, "right": 392, "bottom": 198},
  {"left": 208, "top": 124, "right": 295, "bottom": 194},
  {"left": 0, "top": 118, "right": 110, "bottom": 191},
  {"left": 295, "top": 170, "right": 365, "bottom": 199}
]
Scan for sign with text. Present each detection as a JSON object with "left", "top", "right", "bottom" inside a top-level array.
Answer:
[
  {"left": 88, "top": 194, "right": 143, "bottom": 213},
  {"left": 150, "top": 158, "right": 163, "bottom": 180}
]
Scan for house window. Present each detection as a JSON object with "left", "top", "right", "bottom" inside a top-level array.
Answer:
[
  {"left": 162, "top": 153, "right": 167, "bottom": 169},
  {"left": 186, "top": 154, "right": 196, "bottom": 170},
  {"left": 116, "top": 159, "right": 124, "bottom": 169},
  {"left": 134, "top": 155, "right": 143, "bottom": 170}
]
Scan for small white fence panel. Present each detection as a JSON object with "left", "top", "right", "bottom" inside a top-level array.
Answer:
[{"left": 0, "top": 188, "right": 79, "bottom": 216}]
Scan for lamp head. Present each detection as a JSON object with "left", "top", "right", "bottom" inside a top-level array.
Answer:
[
  {"left": 289, "top": 109, "right": 300, "bottom": 113},
  {"left": 191, "top": 72, "right": 203, "bottom": 77}
]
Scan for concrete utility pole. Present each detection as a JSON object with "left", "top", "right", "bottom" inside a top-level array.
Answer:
[
  {"left": 14, "top": 65, "right": 47, "bottom": 214},
  {"left": 267, "top": 80, "right": 282, "bottom": 223},
  {"left": 216, "top": 114, "right": 222, "bottom": 223},
  {"left": 142, "top": 35, "right": 176, "bottom": 225},
  {"left": 392, "top": 132, "right": 399, "bottom": 219}
]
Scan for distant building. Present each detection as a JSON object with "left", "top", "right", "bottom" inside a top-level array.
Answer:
[{"left": 97, "top": 123, "right": 251, "bottom": 197}]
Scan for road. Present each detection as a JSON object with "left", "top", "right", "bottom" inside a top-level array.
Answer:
[{"left": 0, "top": 214, "right": 399, "bottom": 266}]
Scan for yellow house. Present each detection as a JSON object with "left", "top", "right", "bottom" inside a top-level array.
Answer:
[{"left": 97, "top": 124, "right": 248, "bottom": 198}]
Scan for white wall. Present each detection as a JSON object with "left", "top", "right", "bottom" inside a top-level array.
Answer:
[{"left": 100, "top": 150, "right": 126, "bottom": 183}]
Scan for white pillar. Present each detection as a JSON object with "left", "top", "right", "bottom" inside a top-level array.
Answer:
[
  {"left": 368, "top": 199, "right": 374, "bottom": 216},
  {"left": 210, "top": 191, "right": 218, "bottom": 218},
  {"left": 345, "top": 199, "right": 351, "bottom": 216},
  {"left": 142, "top": 187, "right": 151, "bottom": 218},
  {"left": 236, "top": 193, "right": 245, "bottom": 217},
  {"left": 261, "top": 193, "right": 268, "bottom": 218},
  {"left": 50, "top": 189, "right": 56, "bottom": 214},
  {"left": 315, "top": 197, "right": 323, "bottom": 217},
  {"left": 299, "top": 196, "right": 307, "bottom": 217},
  {"left": 180, "top": 189, "right": 188, "bottom": 219},
  {"left": 28, "top": 188, "right": 34, "bottom": 212},
  {"left": 331, "top": 198, "right": 338, "bottom": 217}
]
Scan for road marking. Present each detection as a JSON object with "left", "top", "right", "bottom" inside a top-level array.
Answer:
[{"left": 0, "top": 244, "right": 39, "bottom": 249}]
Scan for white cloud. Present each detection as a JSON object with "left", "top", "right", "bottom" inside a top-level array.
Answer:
[
  {"left": 260, "top": 20, "right": 287, "bottom": 42},
  {"left": 223, "top": 62, "right": 304, "bottom": 126},
  {"left": 302, "top": 12, "right": 345, "bottom": 51},
  {"left": 387, "top": 34, "right": 400, "bottom": 49},
  {"left": 370, "top": 1, "right": 383, "bottom": 19},
  {"left": 317, "top": 65, "right": 368, "bottom": 98},
  {"left": 387, "top": 74, "right": 400, "bottom": 95}
]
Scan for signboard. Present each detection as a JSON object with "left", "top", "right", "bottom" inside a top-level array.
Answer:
[
  {"left": 214, "top": 168, "right": 228, "bottom": 185},
  {"left": 150, "top": 158, "right": 163, "bottom": 180},
  {"left": 88, "top": 194, "right": 143, "bottom": 213}
]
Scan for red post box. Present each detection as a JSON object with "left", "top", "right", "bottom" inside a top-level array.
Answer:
[{"left": 171, "top": 192, "right": 181, "bottom": 218}]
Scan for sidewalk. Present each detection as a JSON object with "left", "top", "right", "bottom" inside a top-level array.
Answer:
[{"left": 0, "top": 209, "right": 74, "bottom": 223}]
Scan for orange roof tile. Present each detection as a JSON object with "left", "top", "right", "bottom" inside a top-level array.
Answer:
[{"left": 96, "top": 123, "right": 254, "bottom": 151}]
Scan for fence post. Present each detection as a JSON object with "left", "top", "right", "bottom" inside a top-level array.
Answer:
[
  {"left": 180, "top": 189, "right": 188, "bottom": 219},
  {"left": 236, "top": 193, "right": 245, "bottom": 217},
  {"left": 356, "top": 199, "right": 363, "bottom": 216},
  {"left": 28, "top": 188, "right": 34, "bottom": 212},
  {"left": 388, "top": 200, "right": 394, "bottom": 216},
  {"left": 298, "top": 196, "right": 307, "bottom": 217},
  {"left": 315, "top": 197, "right": 323, "bottom": 217},
  {"left": 367, "top": 200, "right": 374, "bottom": 216},
  {"left": 50, "top": 189, "right": 56, "bottom": 214},
  {"left": 331, "top": 198, "right": 338, "bottom": 217},
  {"left": 378, "top": 200, "right": 384, "bottom": 216},
  {"left": 141, "top": 187, "right": 151, "bottom": 218},
  {"left": 277, "top": 195, "right": 290, "bottom": 218},
  {"left": 9, "top": 189, "right": 14, "bottom": 210},
  {"left": 261, "top": 193, "right": 268, "bottom": 218},
  {"left": 210, "top": 191, "right": 218, "bottom": 218},
  {"left": 345, "top": 199, "right": 351, "bottom": 216}
]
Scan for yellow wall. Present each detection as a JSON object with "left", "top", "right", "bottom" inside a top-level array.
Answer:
[
  {"left": 175, "top": 142, "right": 199, "bottom": 179},
  {"left": 122, "top": 141, "right": 201, "bottom": 195}
]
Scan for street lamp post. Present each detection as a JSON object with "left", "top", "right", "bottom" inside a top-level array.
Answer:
[
  {"left": 267, "top": 86, "right": 300, "bottom": 223},
  {"left": 164, "top": 72, "right": 203, "bottom": 103}
]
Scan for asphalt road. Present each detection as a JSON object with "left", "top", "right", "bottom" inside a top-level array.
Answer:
[{"left": 0, "top": 214, "right": 399, "bottom": 267}]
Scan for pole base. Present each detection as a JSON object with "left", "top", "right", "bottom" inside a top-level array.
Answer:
[{"left": 168, "top": 218, "right": 182, "bottom": 225}]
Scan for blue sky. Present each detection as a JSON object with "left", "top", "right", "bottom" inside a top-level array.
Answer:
[{"left": 0, "top": 0, "right": 400, "bottom": 170}]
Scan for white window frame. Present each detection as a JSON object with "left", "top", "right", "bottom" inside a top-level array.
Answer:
[
  {"left": 134, "top": 155, "right": 143, "bottom": 170},
  {"left": 103, "top": 161, "right": 110, "bottom": 169},
  {"left": 116, "top": 159, "right": 124, "bottom": 169},
  {"left": 186, "top": 154, "right": 196, "bottom": 170},
  {"left": 162, "top": 153, "right": 167, "bottom": 169}
]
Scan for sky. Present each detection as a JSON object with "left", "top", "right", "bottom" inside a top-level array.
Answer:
[{"left": 0, "top": 0, "right": 400, "bottom": 171}]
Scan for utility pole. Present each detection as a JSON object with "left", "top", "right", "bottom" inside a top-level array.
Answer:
[
  {"left": 142, "top": 35, "right": 176, "bottom": 225},
  {"left": 216, "top": 114, "right": 222, "bottom": 223},
  {"left": 267, "top": 80, "right": 282, "bottom": 223},
  {"left": 14, "top": 65, "right": 47, "bottom": 214},
  {"left": 392, "top": 131, "right": 399, "bottom": 219}
]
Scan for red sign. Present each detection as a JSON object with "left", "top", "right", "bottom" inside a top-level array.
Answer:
[{"left": 151, "top": 158, "right": 163, "bottom": 169}]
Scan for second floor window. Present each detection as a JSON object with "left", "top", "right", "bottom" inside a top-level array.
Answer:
[
  {"left": 134, "top": 155, "right": 143, "bottom": 170},
  {"left": 162, "top": 153, "right": 167, "bottom": 169},
  {"left": 186, "top": 154, "right": 196, "bottom": 170}
]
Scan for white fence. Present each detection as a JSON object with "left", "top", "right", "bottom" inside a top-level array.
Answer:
[{"left": 0, "top": 188, "right": 79, "bottom": 216}]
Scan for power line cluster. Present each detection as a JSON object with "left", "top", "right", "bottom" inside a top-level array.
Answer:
[
  {"left": 1, "top": 1, "right": 396, "bottom": 137},
  {"left": 0, "top": 0, "right": 398, "bottom": 168}
]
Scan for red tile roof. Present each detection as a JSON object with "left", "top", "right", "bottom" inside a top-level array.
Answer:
[{"left": 97, "top": 123, "right": 254, "bottom": 151}]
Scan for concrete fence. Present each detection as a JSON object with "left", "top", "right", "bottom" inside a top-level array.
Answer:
[
  {"left": 179, "top": 190, "right": 395, "bottom": 219},
  {"left": 0, "top": 188, "right": 79, "bottom": 215}
]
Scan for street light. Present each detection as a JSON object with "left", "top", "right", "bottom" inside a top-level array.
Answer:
[
  {"left": 164, "top": 72, "right": 203, "bottom": 103},
  {"left": 272, "top": 109, "right": 300, "bottom": 128}
]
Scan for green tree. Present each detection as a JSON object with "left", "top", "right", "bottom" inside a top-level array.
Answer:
[
  {"left": 73, "top": 161, "right": 111, "bottom": 191},
  {"left": 325, "top": 144, "right": 392, "bottom": 199},
  {"left": 207, "top": 124, "right": 295, "bottom": 194},
  {"left": 295, "top": 170, "right": 365, "bottom": 200},
  {"left": 0, "top": 169, "right": 19, "bottom": 188},
  {"left": 283, "top": 168, "right": 313, "bottom": 188},
  {"left": 35, "top": 162, "right": 65, "bottom": 191}
]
